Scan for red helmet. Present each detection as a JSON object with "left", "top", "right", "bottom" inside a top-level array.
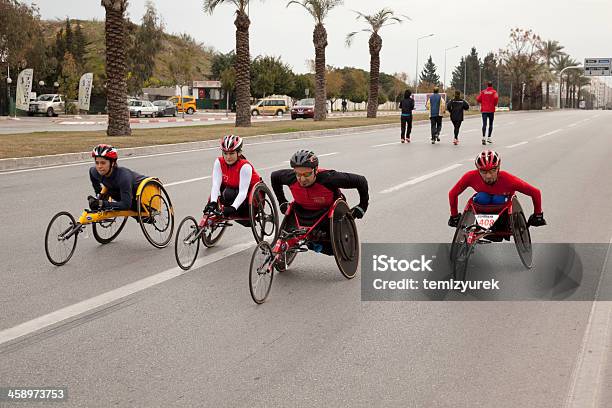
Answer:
[
  {"left": 92, "top": 144, "right": 118, "bottom": 160},
  {"left": 475, "top": 150, "right": 500, "bottom": 171},
  {"left": 221, "top": 134, "right": 243, "bottom": 152}
]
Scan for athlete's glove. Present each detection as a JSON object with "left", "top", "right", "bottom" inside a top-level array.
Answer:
[
  {"left": 279, "top": 201, "right": 290, "bottom": 215},
  {"left": 351, "top": 206, "right": 365, "bottom": 219},
  {"left": 204, "top": 201, "right": 218, "bottom": 213},
  {"left": 87, "top": 195, "right": 105, "bottom": 211},
  {"left": 448, "top": 213, "right": 461, "bottom": 227},
  {"left": 528, "top": 212, "right": 546, "bottom": 227},
  {"left": 222, "top": 205, "right": 237, "bottom": 217}
]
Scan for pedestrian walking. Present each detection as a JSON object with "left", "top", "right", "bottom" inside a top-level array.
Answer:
[
  {"left": 447, "top": 90, "right": 470, "bottom": 145},
  {"left": 399, "top": 89, "right": 415, "bottom": 143},
  {"left": 426, "top": 87, "right": 446, "bottom": 144}
]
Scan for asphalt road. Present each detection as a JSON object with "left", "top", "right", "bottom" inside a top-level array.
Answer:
[{"left": 1, "top": 109, "right": 611, "bottom": 407}]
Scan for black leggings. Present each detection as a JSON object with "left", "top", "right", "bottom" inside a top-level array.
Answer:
[
  {"left": 482, "top": 112, "right": 494, "bottom": 137},
  {"left": 452, "top": 120, "right": 462, "bottom": 138},
  {"left": 401, "top": 115, "right": 413, "bottom": 139}
]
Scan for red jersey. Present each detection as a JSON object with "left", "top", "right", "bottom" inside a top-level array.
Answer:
[
  {"left": 476, "top": 87, "right": 499, "bottom": 113},
  {"left": 218, "top": 156, "right": 260, "bottom": 189},
  {"left": 449, "top": 170, "right": 542, "bottom": 216}
]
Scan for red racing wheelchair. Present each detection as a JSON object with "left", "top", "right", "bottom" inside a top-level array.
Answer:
[
  {"left": 450, "top": 194, "right": 532, "bottom": 281},
  {"left": 174, "top": 181, "right": 279, "bottom": 270},
  {"left": 248, "top": 197, "right": 359, "bottom": 304}
]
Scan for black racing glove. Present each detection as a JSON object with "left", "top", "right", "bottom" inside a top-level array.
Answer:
[
  {"left": 204, "top": 201, "right": 218, "bottom": 213},
  {"left": 88, "top": 195, "right": 102, "bottom": 211},
  {"left": 528, "top": 212, "right": 546, "bottom": 227},
  {"left": 351, "top": 205, "right": 365, "bottom": 219},
  {"left": 222, "top": 205, "right": 237, "bottom": 217},
  {"left": 448, "top": 213, "right": 461, "bottom": 227},
  {"left": 279, "top": 201, "right": 290, "bottom": 214}
]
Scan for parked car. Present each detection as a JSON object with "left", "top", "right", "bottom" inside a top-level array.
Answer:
[
  {"left": 128, "top": 99, "right": 157, "bottom": 118},
  {"left": 168, "top": 96, "right": 197, "bottom": 114},
  {"left": 291, "top": 98, "right": 315, "bottom": 119},
  {"left": 250, "top": 97, "right": 289, "bottom": 117},
  {"left": 153, "top": 100, "right": 177, "bottom": 117},
  {"left": 28, "top": 94, "right": 66, "bottom": 117}
]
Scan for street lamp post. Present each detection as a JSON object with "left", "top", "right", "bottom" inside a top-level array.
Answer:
[
  {"left": 415, "top": 33, "right": 434, "bottom": 93},
  {"left": 443, "top": 45, "right": 458, "bottom": 90},
  {"left": 557, "top": 66, "right": 583, "bottom": 109},
  {"left": 6, "top": 76, "right": 12, "bottom": 117},
  {"left": 463, "top": 55, "right": 467, "bottom": 97}
]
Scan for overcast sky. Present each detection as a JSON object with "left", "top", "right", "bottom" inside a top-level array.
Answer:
[{"left": 27, "top": 0, "right": 612, "bottom": 85}]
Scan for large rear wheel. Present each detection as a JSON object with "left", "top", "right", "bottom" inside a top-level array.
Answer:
[
  {"left": 138, "top": 179, "right": 174, "bottom": 248},
  {"left": 92, "top": 216, "right": 127, "bottom": 244},
  {"left": 249, "top": 183, "right": 279, "bottom": 243},
  {"left": 512, "top": 198, "right": 533, "bottom": 268}
]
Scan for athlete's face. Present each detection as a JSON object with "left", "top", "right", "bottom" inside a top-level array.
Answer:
[
  {"left": 222, "top": 150, "right": 239, "bottom": 165},
  {"left": 95, "top": 157, "right": 112, "bottom": 176},
  {"left": 294, "top": 166, "right": 316, "bottom": 187},
  {"left": 479, "top": 168, "right": 499, "bottom": 185}
]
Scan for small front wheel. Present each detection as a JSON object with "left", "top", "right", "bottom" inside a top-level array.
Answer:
[
  {"left": 45, "top": 211, "right": 79, "bottom": 266},
  {"left": 175, "top": 216, "right": 201, "bottom": 270},
  {"left": 249, "top": 241, "right": 275, "bottom": 304}
]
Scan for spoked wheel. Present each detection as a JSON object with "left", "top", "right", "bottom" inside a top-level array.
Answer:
[
  {"left": 512, "top": 198, "right": 533, "bottom": 268},
  {"left": 453, "top": 241, "right": 474, "bottom": 281},
  {"left": 330, "top": 200, "right": 360, "bottom": 279},
  {"left": 274, "top": 213, "right": 297, "bottom": 272},
  {"left": 174, "top": 216, "right": 201, "bottom": 270},
  {"left": 249, "top": 241, "right": 275, "bottom": 304},
  {"left": 92, "top": 216, "right": 127, "bottom": 244},
  {"left": 137, "top": 179, "right": 174, "bottom": 248},
  {"left": 450, "top": 210, "right": 474, "bottom": 262},
  {"left": 249, "top": 183, "right": 279, "bottom": 243},
  {"left": 201, "top": 218, "right": 227, "bottom": 248},
  {"left": 45, "top": 211, "right": 79, "bottom": 266}
]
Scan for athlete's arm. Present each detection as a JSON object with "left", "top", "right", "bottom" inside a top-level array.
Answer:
[
  {"left": 323, "top": 171, "right": 369, "bottom": 212},
  {"left": 508, "top": 173, "right": 542, "bottom": 213},
  {"left": 209, "top": 158, "right": 222, "bottom": 203},
  {"left": 89, "top": 167, "right": 103, "bottom": 195},
  {"left": 448, "top": 172, "right": 473, "bottom": 216},
  {"left": 230, "top": 164, "right": 253, "bottom": 209},
  {"left": 270, "top": 169, "right": 294, "bottom": 205}
]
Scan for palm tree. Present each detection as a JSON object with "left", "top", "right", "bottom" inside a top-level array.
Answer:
[
  {"left": 553, "top": 55, "right": 578, "bottom": 108},
  {"left": 346, "top": 9, "right": 407, "bottom": 118},
  {"left": 538, "top": 40, "right": 564, "bottom": 109},
  {"left": 288, "top": 0, "right": 343, "bottom": 121},
  {"left": 204, "top": 0, "right": 257, "bottom": 127},
  {"left": 101, "top": 0, "right": 131, "bottom": 136}
]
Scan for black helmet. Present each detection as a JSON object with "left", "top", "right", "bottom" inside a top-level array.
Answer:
[{"left": 290, "top": 150, "right": 318, "bottom": 169}]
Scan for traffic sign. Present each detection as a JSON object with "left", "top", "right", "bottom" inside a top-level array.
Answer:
[{"left": 584, "top": 58, "right": 611, "bottom": 76}]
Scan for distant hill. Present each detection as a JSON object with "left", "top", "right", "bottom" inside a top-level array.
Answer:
[{"left": 40, "top": 19, "right": 214, "bottom": 86}]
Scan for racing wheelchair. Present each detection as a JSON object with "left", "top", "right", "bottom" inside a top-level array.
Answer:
[
  {"left": 450, "top": 194, "right": 532, "bottom": 281},
  {"left": 174, "top": 181, "right": 279, "bottom": 270},
  {"left": 45, "top": 178, "right": 174, "bottom": 266},
  {"left": 248, "top": 197, "right": 360, "bottom": 304}
]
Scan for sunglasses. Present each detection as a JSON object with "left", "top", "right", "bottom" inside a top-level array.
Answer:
[{"left": 295, "top": 170, "right": 315, "bottom": 178}]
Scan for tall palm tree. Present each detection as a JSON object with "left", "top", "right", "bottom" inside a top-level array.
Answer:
[
  {"left": 288, "top": 0, "right": 343, "bottom": 121},
  {"left": 553, "top": 55, "right": 578, "bottom": 108},
  {"left": 346, "top": 9, "right": 407, "bottom": 118},
  {"left": 101, "top": 0, "right": 131, "bottom": 136},
  {"left": 204, "top": 0, "right": 257, "bottom": 127},
  {"left": 538, "top": 40, "right": 564, "bottom": 109}
]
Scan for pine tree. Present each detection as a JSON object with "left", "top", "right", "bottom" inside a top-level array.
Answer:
[
  {"left": 64, "top": 18, "right": 74, "bottom": 56},
  {"left": 74, "top": 23, "right": 87, "bottom": 68},
  {"left": 127, "top": 1, "right": 164, "bottom": 94},
  {"left": 419, "top": 55, "right": 440, "bottom": 86}
]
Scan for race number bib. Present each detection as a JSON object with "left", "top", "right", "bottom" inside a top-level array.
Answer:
[{"left": 475, "top": 214, "right": 499, "bottom": 229}]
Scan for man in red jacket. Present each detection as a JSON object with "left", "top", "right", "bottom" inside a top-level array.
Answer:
[
  {"left": 448, "top": 150, "right": 546, "bottom": 237},
  {"left": 476, "top": 81, "right": 499, "bottom": 145}
]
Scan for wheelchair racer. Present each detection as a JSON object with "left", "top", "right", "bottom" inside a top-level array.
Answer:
[
  {"left": 204, "top": 135, "right": 262, "bottom": 221},
  {"left": 88, "top": 144, "right": 147, "bottom": 212},
  {"left": 447, "top": 150, "right": 546, "bottom": 236},
  {"left": 271, "top": 150, "right": 369, "bottom": 255}
]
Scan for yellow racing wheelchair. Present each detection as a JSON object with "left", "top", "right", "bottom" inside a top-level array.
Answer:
[{"left": 44, "top": 177, "right": 174, "bottom": 266}]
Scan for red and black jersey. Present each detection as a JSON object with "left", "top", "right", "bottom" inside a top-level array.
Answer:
[
  {"left": 271, "top": 168, "right": 369, "bottom": 212},
  {"left": 218, "top": 156, "right": 261, "bottom": 189},
  {"left": 448, "top": 170, "right": 542, "bottom": 216}
]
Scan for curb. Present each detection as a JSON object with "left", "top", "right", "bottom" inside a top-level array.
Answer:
[{"left": 0, "top": 121, "right": 404, "bottom": 172}]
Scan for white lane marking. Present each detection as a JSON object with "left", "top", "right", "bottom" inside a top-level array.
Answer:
[
  {"left": 506, "top": 141, "right": 529, "bottom": 148},
  {"left": 380, "top": 163, "right": 463, "bottom": 194},
  {"left": 372, "top": 141, "right": 399, "bottom": 147},
  {"left": 318, "top": 152, "right": 339, "bottom": 157},
  {"left": 564, "top": 236, "right": 612, "bottom": 408},
  {"left": 567, "top": 123, "right": 578, "bottom": 128},
  {"left": 537, "top": 129, "right": 562, "bottom": 139},
  {"left": 0, "top": 241, "right": 255, "bottom": 346}
]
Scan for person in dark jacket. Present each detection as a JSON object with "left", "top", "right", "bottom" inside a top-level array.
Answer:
[
  {"left": 447, "top": 90, "right": 470, "bottom": 145},
  {"left": 399, "top": 89, "right": 415, "bottom": 143}
]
